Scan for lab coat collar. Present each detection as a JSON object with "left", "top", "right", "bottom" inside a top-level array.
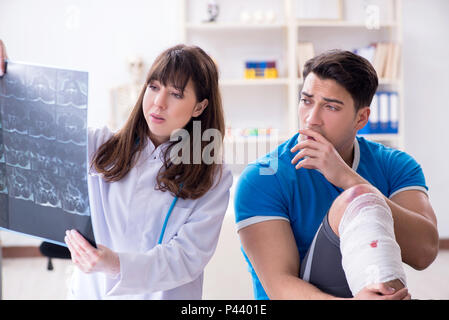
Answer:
[{"left": 145, "top": 136, "right": 172, "bottom": 162}]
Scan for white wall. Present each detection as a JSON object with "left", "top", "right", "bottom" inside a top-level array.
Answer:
[
  {"left": 0, "top": 0, "right": 181, "bottom": 128},
  {"left": 402, "top": 0, "right": 449, "bottom": 238}
]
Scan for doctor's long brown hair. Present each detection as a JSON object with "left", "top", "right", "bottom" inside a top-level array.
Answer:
[{"left": 92, "top": 44, "right": 225, "bottom": 199}]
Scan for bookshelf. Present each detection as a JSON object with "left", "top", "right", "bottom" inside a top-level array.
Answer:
[
  {"left": 179, "top": 0, "right": 404, "bottom": 165},
  {"left": 296, "top": 20, "right": 398, "bottom": 28}
]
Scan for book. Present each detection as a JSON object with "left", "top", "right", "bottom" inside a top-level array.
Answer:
[
  {"left": 358, "top": 91, "right": 400, "bottom": 135},
  {"left": 354, "top": 44, "right": 376, "bottom": 64},
  {"left": 385, "top": 42, "right": 401, "bottom": 80},
  {"left": 372, "top": 42, "right": 388, "bottom": 78},
  {"left": 297, "top": 42, "right": 315, "bottom": 78},
  {"left": 369, "top": 42, "right": 400, "bottom": 80},
  {"left": 389, "top": 91, "right": 399, "bottom": 133},
  {"left": 0, "top": 61, "right": 96, "bottom": 247}
]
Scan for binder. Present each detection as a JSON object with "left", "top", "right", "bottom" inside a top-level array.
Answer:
[
  {"left": 297, "top": 42, "right": 315, "bottom": 77},
  {"left": 389, "top": 92, "right": 399, "bottom": 134},
  {"left": 379, "top": 91, "right": 389, "bottom": 133},
  {"left": 369, "top": 93, "right": 380, "bottom": 133},
  {"left": 359, "top": 91, "right": 400, "bottom": 135}
]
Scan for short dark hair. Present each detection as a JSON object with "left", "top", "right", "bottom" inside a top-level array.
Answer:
[{"left": 303, "top": 49, "right": 378, "bottom": 112}]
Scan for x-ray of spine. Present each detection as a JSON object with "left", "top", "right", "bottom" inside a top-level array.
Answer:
[
  {"left": 0, "top": 163, "right": 7, "bottom": 194},
  {"left": 0, "top": 62, "right": 89, "bottom": 217}
]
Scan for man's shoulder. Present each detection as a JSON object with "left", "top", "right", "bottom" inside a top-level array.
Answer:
[{"left": 357, "top": 136, "right": 416, "bottom": 164}]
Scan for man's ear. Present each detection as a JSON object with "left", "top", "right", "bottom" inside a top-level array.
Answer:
[
  {"left": 192, "top": 99, "right": 208, "bottom": 117},
  {"left": 355, "top": 106, "right": 370, "bottom": 131}
]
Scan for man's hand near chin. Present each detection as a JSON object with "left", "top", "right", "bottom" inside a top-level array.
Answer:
[{"left": 290, "top": 128, "right": 368, "bottom": 190}]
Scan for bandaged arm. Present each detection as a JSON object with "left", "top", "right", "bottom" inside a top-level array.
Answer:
[{"left": 339, "top": 193, "right": 406, "bottom": 296}]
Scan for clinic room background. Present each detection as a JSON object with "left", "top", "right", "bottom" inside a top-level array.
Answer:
[{"left": 0, "top": 0, "right": 448, "bottom": 299}]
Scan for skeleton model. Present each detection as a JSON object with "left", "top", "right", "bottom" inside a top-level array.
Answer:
[{"left": 109, "top": 56, "right": 146, "bottom": 131}]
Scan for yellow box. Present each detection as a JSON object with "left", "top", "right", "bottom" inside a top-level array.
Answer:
[
  {"left": 244, "top": 69, "right": 256, "bottom": 79},
  {"left": 265, "top": 68, "right": 278, "bottom": 78}
]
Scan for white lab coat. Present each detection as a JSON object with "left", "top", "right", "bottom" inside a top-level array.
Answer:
[{"left": 69, "top": 126, "right": 233, "bottom": 299}]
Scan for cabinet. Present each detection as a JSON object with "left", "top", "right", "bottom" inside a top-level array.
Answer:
[{"left": 179, "top": 0, "right": 404, "bottom": 168}]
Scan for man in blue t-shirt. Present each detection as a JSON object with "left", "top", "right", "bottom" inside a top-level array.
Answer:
[{"left": 234, "top": 50, "right": 438, "bottom": 300}]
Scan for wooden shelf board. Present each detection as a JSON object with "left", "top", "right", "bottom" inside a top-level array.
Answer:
[
  {"left": 186, "top": 23, "right": 287, "bottom": 31},
  {"left": 296, "top": 20, "right": 398, "bottom": 28},
  {"left": 220, "top": 78, "right": 290, "bottom": 86}
]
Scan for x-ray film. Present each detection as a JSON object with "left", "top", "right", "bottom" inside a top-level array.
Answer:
[{"left": 0, "top": 61, "right": 95, "bottom": 247}]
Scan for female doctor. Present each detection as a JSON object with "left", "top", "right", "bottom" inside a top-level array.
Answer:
[{"left": 0, "top": 42, "right": 233, "bottom": 299}]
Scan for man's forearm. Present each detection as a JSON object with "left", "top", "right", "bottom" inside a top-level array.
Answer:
[
  {"left": 265, "top": 275, "right": 338, "bottom": 300},
  {"left": 386, "top": 198, "right": 439, "bottom": 270}
]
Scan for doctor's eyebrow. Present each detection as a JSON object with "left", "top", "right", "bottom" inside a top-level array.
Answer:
[{"left": 300, "top": 91, "right": 344, "bottom": 105}]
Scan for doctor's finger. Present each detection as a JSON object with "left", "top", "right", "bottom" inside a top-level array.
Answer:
[
  {"left": 0, "top": 39, "right": 7, "bottom": 75},
  {"left": 65, "top": 235, "right": 85, "bottom": 265},
  {"left": 66, "top": 231, "right": 91, "bottom": 260},
  {"left": 69, "top": 230, "right": 98, "bottom": 257},
  {"left": 65, "top": 235, "right": 94, "bottom": 271},
  {"left": 68, "top": 231, "right": 101, "bottom": 267}
]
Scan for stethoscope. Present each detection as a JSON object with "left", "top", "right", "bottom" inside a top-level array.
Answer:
[{"left": 157, "top": 183, "right": 183, "bottom": 245}]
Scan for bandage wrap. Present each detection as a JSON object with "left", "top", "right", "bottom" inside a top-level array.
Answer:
[{"left": 338, "top": 193, "right": 406, "bottom": 296}]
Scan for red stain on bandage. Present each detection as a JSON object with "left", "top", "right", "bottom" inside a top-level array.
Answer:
[{"left": 370, "top": 240, "right": 378, "bottom": 248}]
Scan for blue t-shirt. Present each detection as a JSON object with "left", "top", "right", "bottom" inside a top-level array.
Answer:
[{"left": 234, "top": 133, "right": 428, "bottom": 300}]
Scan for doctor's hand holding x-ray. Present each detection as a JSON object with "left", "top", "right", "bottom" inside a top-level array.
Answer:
[{"left": 65, "top": 229, "right": 120, "bottom": 277}]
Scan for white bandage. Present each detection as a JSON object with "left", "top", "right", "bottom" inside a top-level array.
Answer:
[{"left": 338, "top": 193, "right": 406, "bottom": 296}]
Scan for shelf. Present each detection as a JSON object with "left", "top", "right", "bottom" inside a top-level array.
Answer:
[
  {"left": 186, "top": 22, "right": 287, "bottom": 31},
  {"left": 296, "top": 20, "right": 398, "bottom": 28},
  {"left": 220, "top": 78, "right": 289, "bottom": 86}
]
